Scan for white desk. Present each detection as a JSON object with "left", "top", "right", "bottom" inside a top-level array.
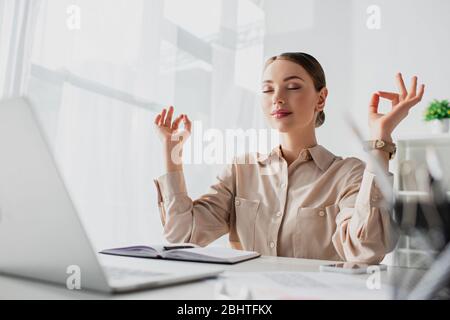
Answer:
[{"left": 0, "top": 255, "right": 424, "bottom": 300}]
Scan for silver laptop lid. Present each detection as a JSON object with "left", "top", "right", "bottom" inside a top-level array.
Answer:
[{"left": 0, "top": 97, "right": 110, "bottom": 292}]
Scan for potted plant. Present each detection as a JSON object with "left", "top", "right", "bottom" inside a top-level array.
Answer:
[{"left": 424, "top": 99, "right": 450, "bottom": 134}]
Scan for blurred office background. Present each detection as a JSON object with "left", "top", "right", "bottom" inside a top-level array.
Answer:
[{"left": 0, "top": 0, "right": 449, "bottom": 253}]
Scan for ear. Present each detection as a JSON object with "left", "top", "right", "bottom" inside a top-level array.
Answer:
[{"left": 316, "top": 87, "right": 328, "bottom": 112}]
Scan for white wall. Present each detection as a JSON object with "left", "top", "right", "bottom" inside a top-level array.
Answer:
[
  {"left": 351, "top": 0, "right": 450, "bottom": 143},
  {"left": 263, "top": 0, "right": 450, "bottom": 162}
]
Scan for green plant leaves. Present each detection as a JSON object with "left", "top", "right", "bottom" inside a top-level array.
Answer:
[{"left": 424, "top": 99, "right": 450, "bottom": 121}]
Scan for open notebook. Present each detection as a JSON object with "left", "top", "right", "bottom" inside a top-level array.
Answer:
[{"left": 100, "top": 243, "right": 261, "bottom": 264}]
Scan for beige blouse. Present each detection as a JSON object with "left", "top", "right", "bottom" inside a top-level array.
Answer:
[{"left": 153, "top": 144, "right": 399, "bottom": 264}]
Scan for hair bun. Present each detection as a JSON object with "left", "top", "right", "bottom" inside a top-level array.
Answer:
[{"left": 315, "top": 110, "right": 325, "bottom": 128}]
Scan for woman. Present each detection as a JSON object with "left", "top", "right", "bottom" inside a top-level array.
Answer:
[{"left": 152, "top": 52, "right": 425, "bottom": 264}]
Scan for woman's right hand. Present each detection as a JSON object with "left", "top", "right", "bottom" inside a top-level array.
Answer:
[{"left": 153, "top": 106, "right": 192, "bottom": 146}]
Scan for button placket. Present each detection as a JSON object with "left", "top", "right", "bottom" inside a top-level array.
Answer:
[
  {"left": 271, "top": 210, "right": 283, "bottom": 224},
  {"left": 268, "top": 161, "right": 288, "bottom": 255}
]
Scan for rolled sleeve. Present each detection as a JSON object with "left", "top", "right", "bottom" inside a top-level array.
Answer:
[
  {"left": 332, "top": 161, "right": 399, "bottom": 264},
  {"left": 153, "top": 170, "right": 188, "bottom": 227},
  {"left": 153, "top": 163, "right": 235, "bottom": 246},
  {"left": 355, "top": 169, "right": 392, "bottom": 212},
  {"left": 155, "top": 170, "right": 187, "bottom": 200},
  {"left": 153, "top": 171, "right": 193, "bottom": 243}
]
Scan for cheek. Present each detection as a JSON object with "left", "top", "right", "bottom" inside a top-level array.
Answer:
[
  {"left": 290, "top": 93, "right": 317, "bottom": 123},
  {"left": 291, "top": 92, "right": 316, "bottom": 112},
  {"left": 291, "top": 91, "right": 311, "bottom": 104}
]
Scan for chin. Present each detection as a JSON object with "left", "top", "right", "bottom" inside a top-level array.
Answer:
[
  {"left": 270, "top": 123, "right": 292, "bottom": 133},
  {"left": 269, "top": 120, "right": 312, "bottom": 133},
  {"left": 275, "top": 126, "right": 291, "bottom": 133}
]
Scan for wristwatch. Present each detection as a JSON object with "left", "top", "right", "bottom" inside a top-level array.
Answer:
[{"left": 363, "top": 139, "right": 397, "bottom": 160}]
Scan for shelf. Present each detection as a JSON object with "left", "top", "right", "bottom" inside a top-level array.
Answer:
[
  {"left": 395, "top": 248, "right": 438, "bottom": 255},
  {"left": 396, "top": 133, "right": 450, "bottom": 142},
  {"left": 396, "top": 190, "right": 450, "bottom": 197},
  {"left": 393, "top": 138, "right": 449, "bottom": 266},
  {"left": 395, "top": 134, "right": 450, "bottom": 147}
]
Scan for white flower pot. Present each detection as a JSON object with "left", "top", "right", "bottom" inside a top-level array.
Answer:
[{"left": 429, "top": 118, "right": 450, "bottom": 134}]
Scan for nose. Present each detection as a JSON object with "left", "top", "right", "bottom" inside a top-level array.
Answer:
[{"left": 272, "top": 92, "right": 285, "bottom": 106}]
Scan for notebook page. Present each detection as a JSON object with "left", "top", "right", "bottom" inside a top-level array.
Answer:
[{"left": 164, "top": 246, "right": 259, "bottom": 263}]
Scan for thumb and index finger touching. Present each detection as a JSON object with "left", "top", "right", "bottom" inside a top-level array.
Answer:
[{"left": 153, "top": 106, "right": 192, "bottom": 136}]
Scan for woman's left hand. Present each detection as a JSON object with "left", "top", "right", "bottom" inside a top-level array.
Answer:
[{"left": 368, "top": 73, "right": 425, "bottom": 141}]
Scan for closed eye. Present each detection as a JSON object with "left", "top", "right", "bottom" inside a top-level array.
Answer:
[{"left": 262, "top": 86, "right": 301, "bottom": 93}]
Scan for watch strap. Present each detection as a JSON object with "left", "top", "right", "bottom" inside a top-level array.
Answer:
[{"left": 363, "top": 140, "right": 397, "bottom": 159}]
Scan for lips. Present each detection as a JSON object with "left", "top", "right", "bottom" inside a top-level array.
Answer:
[{"left": 271, "top": 110, "right": 292, "bottom": 119}]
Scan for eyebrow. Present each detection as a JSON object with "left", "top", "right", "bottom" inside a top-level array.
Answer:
[{"left": 262, "top": 76, "right": 305, "bottom": 84}]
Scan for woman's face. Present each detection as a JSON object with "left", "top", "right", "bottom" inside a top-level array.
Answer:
[{"left": 261, "top": 59, "right": 327, "bottom": 133}]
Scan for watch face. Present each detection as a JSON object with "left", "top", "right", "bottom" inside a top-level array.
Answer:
[{"left": 375, "top": 140, "right": 385, "bottom": 148}]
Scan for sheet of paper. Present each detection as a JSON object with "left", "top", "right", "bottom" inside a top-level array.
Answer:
[{"left": 211, "top": 271, "right": 398, "bottom": 300}]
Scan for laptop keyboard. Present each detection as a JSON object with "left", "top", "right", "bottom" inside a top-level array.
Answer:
[{"left": 104, "top": 266, "right": 167, "bottom": 280}]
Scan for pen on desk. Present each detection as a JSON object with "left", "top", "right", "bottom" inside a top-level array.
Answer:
[{"left": 163, "top": 245, "right": 196, "bottom": 250}]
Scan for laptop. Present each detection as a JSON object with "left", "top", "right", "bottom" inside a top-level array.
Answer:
[{"left": 0, "top": 97, "right": 222, "bottom": 293}]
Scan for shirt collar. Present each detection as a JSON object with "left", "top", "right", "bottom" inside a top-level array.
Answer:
[
  {"left": 257, "top": 144, "right": 337, "bottom": 172},
  {"left": 308, "top": 144, "right": 338, "bottom": 171}
]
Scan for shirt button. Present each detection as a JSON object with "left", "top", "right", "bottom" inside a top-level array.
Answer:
[
  {"left": 235, "top": 199, "right": 240, "bottom": 206},
  {"left": 280, "top": 182, "right": 286, "bottom": 188},
  {"left": 269, "top": 241, "right": 275, "bottom": 248},
  {"left": 276, "top": 211, "right": 282, "bottom": 217},
  {"left": 318, "top": 210, "right": 325, "bottom": 217}
]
